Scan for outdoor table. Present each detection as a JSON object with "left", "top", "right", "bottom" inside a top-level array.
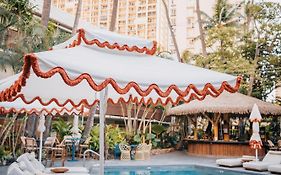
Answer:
[{"left": 66, "top": 137, "right": 80, "bottom": 161}]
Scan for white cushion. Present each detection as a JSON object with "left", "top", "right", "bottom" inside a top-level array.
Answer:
[
  {"left": 216, "top": 158, "right": 242, "bottom": 167},
  {"left": 243, "top": 161, "right": 271, "bottom": 171},
  {"left": 268, "top": 164, "right": 281, "bottom": 173},
  {"left": 28, "top": 152, "right": 45, "bottom": 171},
  {"left": 17, "top": 155, "right": 41, "bottom": 174},
  {"left": 263, "top": 151, "right": 281, "bottom": 163}
]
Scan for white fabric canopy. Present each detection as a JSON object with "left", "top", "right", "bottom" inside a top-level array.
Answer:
[
  {"left": 0, "top": 28, "right": 241, "bottom": 175},
  {"left": 0, "top": 29, "right": 240, "bottom": 107}
]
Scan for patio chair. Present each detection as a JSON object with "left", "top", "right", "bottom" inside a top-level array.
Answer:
[
  {"left": 216, "top": 155, "right": 255, "bottom": 167},
  {"left": 267, "top": 140, "right": 278, "bottom": 151},
  {"left": 119, "top": 144, "right": 131, "bottom": 160},
  {"left": 78, "top": 137, "right": 91, "bottom": 159},
  {"left": 16, "top": 152, "right": 90, "bottom": 174},
  {"left": 25, "top": 137, "right": 38, "bottom": 153},
  {"left": 50, "top": 138, "right": 66, "bottom": 167},
  {"left": 277, "top": 140, "right": 281, "bottom": 150},
  {"left": 20, "top": 136, "right": 26, "bottom": 153},
  {"left": 44, "top": 137, "right": 56, "bottom": 160},
  {"left": 144, "top": 143, "right": 152, "bottom": 160},
  {"left": 243, "top": 151, "right": 281, "bottom": 171},
  {"left": 135, "top": 143, "right": 146, "bottom": 160}
]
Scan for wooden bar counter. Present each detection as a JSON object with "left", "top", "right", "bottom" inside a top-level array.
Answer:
[{"left": 186, "top": 139, "right": 265, "bottom": 157}]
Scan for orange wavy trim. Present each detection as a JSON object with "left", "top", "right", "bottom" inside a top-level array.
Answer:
[
  {"left": 249, "top": 140, "right": 263, "bottom": 149},
  {"left": 0, "top": 54, "right": 241, "bottom": 107},
  {"left": 65, "top": 29, "right": 157, "bottom": 55},
  {"left": 0, "top": 106, "right": 82, "bottom": 116}
]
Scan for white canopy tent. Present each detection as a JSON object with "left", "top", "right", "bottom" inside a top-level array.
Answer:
[{"left": 0, "top": 28, "right": 241, "bottom": 174}]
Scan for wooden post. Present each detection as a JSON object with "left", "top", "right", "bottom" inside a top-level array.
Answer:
[
  {"left": 193, "top": 115, "right": 198, "bottom": 140},
  {"left": 213, "top": 123, "right": 219, "bottom": 141},
  {"left": 213, "top": 113, "right": 221, "bottom": 141}
]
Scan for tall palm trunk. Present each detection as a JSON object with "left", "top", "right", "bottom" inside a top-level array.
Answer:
[
  {"left": 41, "top": 0, "right": 52, "bottom": 27},
  {"left": 44, "top": 115, "right": 52, "bottom": 139},
  {"left": 196, "top": 0, "right": 207, "bottom": 57},
  {"left": 161, "top": 0, "right": 181, "bottom": 62},
  {"left": 72, "top": 0, "right": 83, "bottom": 35},
  {"left": 82, "top": 105, "right": 97, "bottom": 139},
  {"left": 25, "top": 114, "right": 37, "bottom": 137},
  {"left": 109, "top": 0, "right": 118, "bottom": 31}
]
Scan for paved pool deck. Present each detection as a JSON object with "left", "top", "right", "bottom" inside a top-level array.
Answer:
[{"left": 0, "top": 151, "right": 270, "bottom": 174}]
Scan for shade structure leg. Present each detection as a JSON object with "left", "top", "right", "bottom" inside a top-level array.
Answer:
[
  {"left": 39, "top": 132, "right": 43, "bottom": 162},
  {"left": 99, "top": 88, "right": 108, "bottom": 175},
  {"left": 255, "top": 149, "right": 258, "bottom": 161}
]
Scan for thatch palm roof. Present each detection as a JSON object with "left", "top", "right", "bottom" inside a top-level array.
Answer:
[{"left": 167, "top": 92, "right": 281, "bottom": 116}]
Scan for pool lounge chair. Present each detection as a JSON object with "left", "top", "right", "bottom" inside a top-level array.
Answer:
[
  {"left": 243, "top": 151, "right": 281, "bottom": 171},
  {"left": 17, "top": 152, "right": 89, "bottom": 174},
  {"left": 268, "top": 164, "right": 281, "bottom": 174},
  {"left": 216, "top": 155, "right": 255, "bottom": 167}
]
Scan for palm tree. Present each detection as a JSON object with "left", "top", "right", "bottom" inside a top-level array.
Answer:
[
  {"left": 41, "top": 0, "right": 51, "bottom": 27},
  {"left": 82, "top": 105, "right": 97, "bottom": 139},
  {"left": 109, "top": 0, "right": 118, "bottom": 31},
  {"left": 196, "top": 0, "right": 207, "bottom": 57},
  {"left": 72, "top": 0, "right": 82, "bottom": 35},
  {"left": 161, "top": 0, "right": 181, "bottom": 62},
  {"left": 201, "top": 0, "right": 242, "bottom": 29}
]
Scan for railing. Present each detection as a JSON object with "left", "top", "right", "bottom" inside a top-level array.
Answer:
[{"left": 83, "top": 149, "right": 100, "bottom": 167}]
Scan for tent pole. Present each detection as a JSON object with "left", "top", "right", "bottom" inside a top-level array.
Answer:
[
  {"left": 255, "top": 149, "right": 258, "bottom": 161},
  {"left": 99, "top": 87, "right": 108, "bottom": 175},
  {"left": 39, "top": 132, "right": 43, "bottom": 162}
]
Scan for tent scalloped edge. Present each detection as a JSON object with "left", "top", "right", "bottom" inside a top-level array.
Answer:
[
  {"left": 0, "top": 54, "right": 241, "bottom": 106},
  {"left": 66, "top": 29, "right": 157, "bottom": 55},
  {"left": 0, "top": 106, "right": 82, "bottom": 116}
]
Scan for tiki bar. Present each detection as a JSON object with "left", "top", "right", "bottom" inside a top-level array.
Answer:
[{"left": 167, "top": 92, "right": 281, "bottom": 157}]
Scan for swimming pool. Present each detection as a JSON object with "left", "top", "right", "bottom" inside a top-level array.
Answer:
[{"left": 103, "top": 165, "right": 261, "bottom": 175}]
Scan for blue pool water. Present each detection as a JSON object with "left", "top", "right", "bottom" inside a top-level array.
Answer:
[{"left": 104, "top": 165, "right": 259, "bottom": 175}]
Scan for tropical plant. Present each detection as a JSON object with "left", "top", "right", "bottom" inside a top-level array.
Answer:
[
  {"left": 0, "top": 0, "right": 33, "bottom": 32},
  {"left": 90, "top": 124, "right": 126, "bottom": 152},
  {"left": 151, "top": 124, "right": 167, "bottom": 137},
  {"left": 52, "top": 118, "right": 72, "bottom": 141}
]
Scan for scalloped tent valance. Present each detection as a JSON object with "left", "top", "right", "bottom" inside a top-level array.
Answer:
[
  {"left": 0, "top": 28, "right": 241, "bottom": 107},
  {"left": 53, "top": 28, "right": 157, "bottom": 55}
]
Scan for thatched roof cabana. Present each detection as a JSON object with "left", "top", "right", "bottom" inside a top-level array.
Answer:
[{"left": 167, "top": 92, "right": 281, "bottom": 116}]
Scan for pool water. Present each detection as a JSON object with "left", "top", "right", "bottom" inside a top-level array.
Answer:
[{"left": 104, "top": 165, "right": 258, "bottom": 175}]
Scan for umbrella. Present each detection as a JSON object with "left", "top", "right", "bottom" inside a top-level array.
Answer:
[
  {"left": 71, "top": 114, "right": 81, "bottom": 138},
  {"left": 249, "top": 103, "right": 263, "bottom": 161},
  {"left": 0, "top": 28, "right": 241, "bottom": 174},
  {"left": 37, "top": 113, "right": 46, "bottom": 162}
]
